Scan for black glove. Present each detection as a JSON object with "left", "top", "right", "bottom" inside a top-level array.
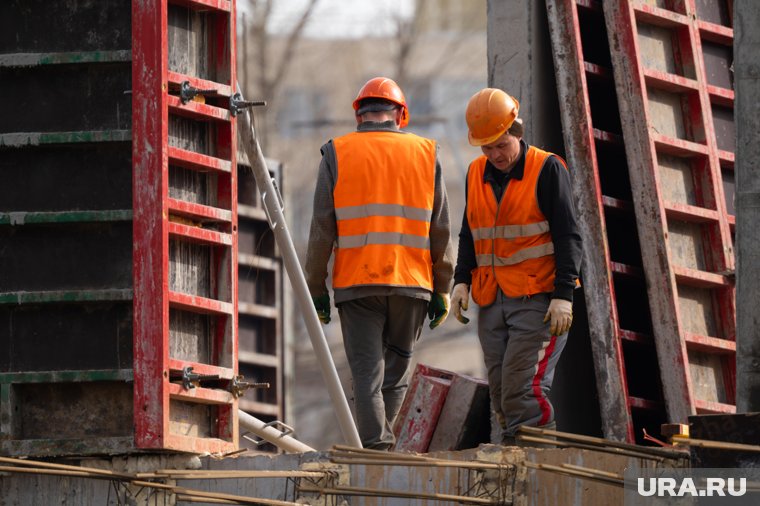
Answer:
[{"left": 312, "top": 293, "right": 331, "bottom": 324}]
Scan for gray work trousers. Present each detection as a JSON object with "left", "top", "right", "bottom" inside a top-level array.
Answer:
[
  {"left": 478, "top": 290, "right": 568, "bottom": 439},
  {"left": 337, "top": 295, "right": 428, "bottom": 449}
]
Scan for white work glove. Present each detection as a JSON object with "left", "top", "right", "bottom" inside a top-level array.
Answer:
[
  {"left": 543, "top": 298, "right": 573, "bottom": 336},
  {"left": 451, "top": 283, "right": 470, "bottom": 324}
]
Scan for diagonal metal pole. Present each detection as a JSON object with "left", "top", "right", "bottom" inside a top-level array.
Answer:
[{"left": 236, "top": 88, "right": 362, "bottom": 448}]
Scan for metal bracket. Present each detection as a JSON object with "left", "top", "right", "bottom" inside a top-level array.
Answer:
[
  {"left": 180, "top": 80, "right": 217, "bottom": 104},
  {"left": 230, "top": 374, "right": 270, "bottom": 398},
  {"left": 242, "top": 420, "right": 296, "bottom": 446},
  {"left": 179, "top": 366, "right": 220, "bottom": 390},
  {"left": 229, "top": 92, "right": 266, "bottom": 116}
]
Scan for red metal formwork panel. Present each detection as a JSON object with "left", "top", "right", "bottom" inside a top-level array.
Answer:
[
  {"left": 132, "top": 0, "right": 239, "bottom": 453},
  {"left": 547, "top": 0, "right": 672, "bottom": 444},
  {"left": 393, "top": 375, "right": 452, "bottom": 453},
  {"left": 604, "top": 0, "right": 736, "bottom": 424}
]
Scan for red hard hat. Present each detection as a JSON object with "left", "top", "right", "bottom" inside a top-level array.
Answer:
[{"left": 352, "top": 77, "right": 410, "bottom": 128}]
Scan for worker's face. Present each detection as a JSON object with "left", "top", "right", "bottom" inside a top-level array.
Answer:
[{"left": 481, "top": 133, "right": 521, "bottom": 172}]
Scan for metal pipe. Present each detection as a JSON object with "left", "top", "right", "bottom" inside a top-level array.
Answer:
[
  {"left": 237, "top": 410, "right": 315, "bottom": 453},
  {"left": 236, "top": 91, "right": 362, "bottom": 448}
]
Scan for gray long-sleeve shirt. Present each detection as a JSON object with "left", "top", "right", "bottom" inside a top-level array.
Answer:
[{"left": 305, "top": 121, "right": 455, "bottom": 304}]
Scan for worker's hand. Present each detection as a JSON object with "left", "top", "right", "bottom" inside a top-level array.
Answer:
[
  {"left": 451, "top": 283, "right": 470, "bottom": 324},
  {"left": 312, "top": 293, "right": 331, "bottom": 324},
  {"left": 428, "top": 292, "right": 450, "bottom": 329},
  {"left": 543, "top": 298, "right": 572, "bottom": 336}
]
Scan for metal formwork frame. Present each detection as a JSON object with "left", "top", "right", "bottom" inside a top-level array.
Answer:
[
  {"left": 547, "top": 0, "right": 672, "bottom": 443},
  {"left": 132, "top": 0, "right": 239, "bottom": 453},
  {"left": 604, "top": 0, "right": 736, "bottom": 422}
]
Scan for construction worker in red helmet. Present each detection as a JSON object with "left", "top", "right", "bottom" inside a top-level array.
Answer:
[
  {"left": 305, "top": 77, "right": 454, "bottom": 450},
  {"left": 451, "top": 88, "right": 582, "bottom": 445}
]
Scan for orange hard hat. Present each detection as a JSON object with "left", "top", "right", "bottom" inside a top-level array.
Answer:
[
  {"left": 465, "top": 88, "right": 520, "bottom": 146},
  {"left": 352, "top": 77, "right": 410, "bottom": 128}
]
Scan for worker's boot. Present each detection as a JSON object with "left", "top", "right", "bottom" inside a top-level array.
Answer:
[{"left": 517, "top": 421, "right": 557, "bottom": 449}]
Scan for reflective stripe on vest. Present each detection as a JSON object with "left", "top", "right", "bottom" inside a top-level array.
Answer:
[
  {"left": 470, "top": 221, "right": 550, "bottom": 241},
  {"left": 475, "top": 241, "right": 555, "bottom": 267},
  {"left": 335, "top": 203, "right": 432, "bottom": 222},
  {"left": 466, "top": 146, "right": 566, "bottom": 303},
  {"left": 331, "top": 130, "right": 436, "bottom": 290}
]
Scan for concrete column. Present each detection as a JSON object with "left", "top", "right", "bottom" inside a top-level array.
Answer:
[
  {"left": 486, "top": 0, "right": 563, "bottom": 153},
  {"left": 735, "top": 0, "right": 760, "bottom": 412}
]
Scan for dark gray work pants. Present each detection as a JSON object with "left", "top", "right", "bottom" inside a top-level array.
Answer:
[
  {"left": 337, "top": 295, "right": 428, "bottom": 449},
  {"left": 478, "top": 290, "right": 568, "bottom": 440}
]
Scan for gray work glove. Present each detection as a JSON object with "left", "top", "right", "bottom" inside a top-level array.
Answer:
[
  {"left": 543, "top": 298, "right": 572, "bottom": 336},
  {"left": 451, "top": 283, "right": 470, "bottom": 324}
]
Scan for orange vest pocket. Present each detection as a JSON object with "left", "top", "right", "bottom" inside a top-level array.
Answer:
[{"left": 471, "top": 267, "right": 497, "bottom": 307}]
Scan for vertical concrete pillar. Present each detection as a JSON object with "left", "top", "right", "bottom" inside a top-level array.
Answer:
[
  {"left": 735, "top": 0, "right": 760, "bottom": 412},
  {"left": 486, "top": 0, "right": 563, "bottom": 152}
]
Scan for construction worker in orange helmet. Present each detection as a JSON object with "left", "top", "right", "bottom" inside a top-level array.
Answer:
[
  {"left": 305, "top": 77, "right": 454, "bottom": 450},
  {"left": 451, "top": 87, "right": 582, "bottom": 446}
]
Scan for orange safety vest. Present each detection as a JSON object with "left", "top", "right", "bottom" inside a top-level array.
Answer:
[
  {"left": 331, "top": 130, "right": 437, "bottom": 290},
  {"left": 466, "top": 146, "right": 566, "bottom": 305}
]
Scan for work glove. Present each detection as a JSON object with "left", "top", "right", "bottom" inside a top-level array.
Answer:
[
  {"left": 312, "top": 293, "right": 331, "bottom": 325},
  {"left": 428, "top": 292, "right": 450, "bottom": 329},
  {"left": 451, "top": 283, "right": 470, "bottom": 324},
  {"left": 543, "top": 298, "right": 572, "bottom": 336}
]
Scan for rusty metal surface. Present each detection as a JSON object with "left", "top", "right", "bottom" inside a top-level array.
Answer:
[
  {"left": 545, "top": 0, "right": 639, "bottom": 442},
  {"left": 604, "top": 0, "right": 736, "bottom": 423}
]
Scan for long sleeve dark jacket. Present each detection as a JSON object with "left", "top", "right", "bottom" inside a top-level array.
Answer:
[{"left": 453, "top": 140, "right": 582, "bottom": 302}]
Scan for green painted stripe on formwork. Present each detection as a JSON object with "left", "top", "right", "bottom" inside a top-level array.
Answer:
[
  {"left": 0, "top": 369, "right": 133, "bottom": 384},
  {"left": 1, "top": 437, "right": 135, "bottom": 458},
  {"left": 0, "top": 129, "right": 131, "bottom": 148},
  {"left": 0, "top": 50, "right": 132, "bottom": 68},
  {"left": 0, "top": 289, "right": 133, "bottom": 305},
  {"left": 0, "top": 209, "right": 133, "bottom": 226}
]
